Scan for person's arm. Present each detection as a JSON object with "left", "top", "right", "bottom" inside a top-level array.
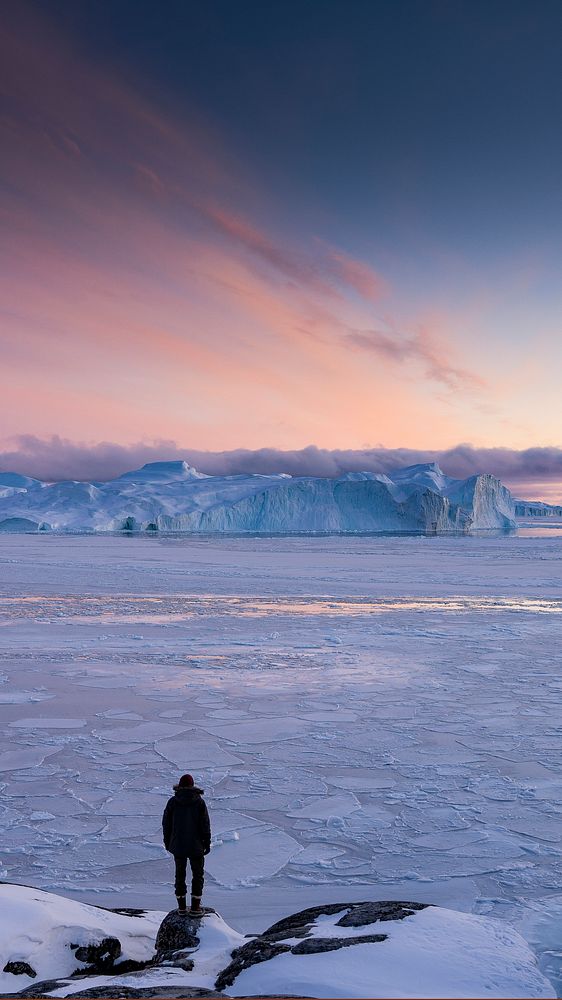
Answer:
[
  {"left": 199, "top": 800, "right": 211, "bottom": 853},
  {"left": 162, "top": 799, "right": 174, "bottom": 851}
]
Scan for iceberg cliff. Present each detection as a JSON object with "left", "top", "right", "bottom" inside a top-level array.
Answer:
[{"left": 0, "top": 461, "right": 516, "bottom": 534}]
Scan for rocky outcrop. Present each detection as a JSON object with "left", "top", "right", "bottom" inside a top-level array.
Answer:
[
  {"left": 14, "top": 982, "right": 224, "bottom": 999},
  {"left": 263, "top": 899, "right": 427, "bottom": 936},
  {"left": 154, "top": 910, "right": 202, "bottom": 956},
  {"left": 71, "top": 936, "right": 122, "bottom": 971},
  {"left": 0, "top": 885, "right": 555, "bottom": 999},
  {"left": 215, "top": 900, "right": 425, "bottom": 992}
]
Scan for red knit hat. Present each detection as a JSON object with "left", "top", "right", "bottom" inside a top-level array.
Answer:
[{"left": 178, "top": 773, "right": 194, "bottom": 787}]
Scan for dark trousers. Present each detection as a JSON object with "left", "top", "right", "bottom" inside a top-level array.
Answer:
[{"left": 174, "top": 854, "right": 204, "bottom": 898}]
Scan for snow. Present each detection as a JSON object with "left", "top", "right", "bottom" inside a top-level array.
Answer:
[
  {"left": 228, "top": 905, "right": 555, "bottom": 998},
  {"left": 0, "top": 883, "right": 163, "bottom": 994},
  {"left": 0, "top": 461, "right": 516, "bottom": 533},
  {"left": 47, "top": 904, "right": 244, "bottom": 994}
]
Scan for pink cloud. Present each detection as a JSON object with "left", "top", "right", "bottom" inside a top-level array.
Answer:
[
  {"left": 345, "top": 323, "right": 486, "bottom": 391},
  {"left": 0, "top": 4, "right": 491, "bottom": 452},
  {"left": 327, "top": 248, "right": 388, "bottom": 302}
]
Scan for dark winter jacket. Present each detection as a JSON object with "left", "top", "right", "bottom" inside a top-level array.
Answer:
[{"left": 162, "top": 786, "right": 211, "bottom": 857}]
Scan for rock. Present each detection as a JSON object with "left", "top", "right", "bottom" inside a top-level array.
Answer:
[
  {"left": 262, "top": 899, "right": 427, "bottom": 938},
  {"left": 8, "top": 981, "right": 225, "bottom": 999},
  {"left": 215, "top": 939, "right": 292, "bottom": 991},
  {"left": 94, "top": 958, "right": 154, "bottom": 976},
  {"left": 215, "top": 903, "right": 394, "bottom": 992},
  {"left": 64, "top": 990, "right": 220, "bottom": 999},
  {"left": 336, "top": 900, "right": 427, "bottom": 927},
  {"left": 71, "top": 936, "right": 122, "bottom": 970},
  {"left": 2, "top": 961, "right": 36, "bottom": 977},
  {"left": 5, "top": 978, "right": 64, "bottom": 997},
  {"left": 156, "top": 951, "right": 195, "bottom": 972},
  {"left": 154, "top": 909, "right": 201, "bottom": 956},
  {"left": 291, "top": 934, "right": 386, "bottom": 955},
  {"left": 107, "top": 907, "right": 146, "bottom": 918}
]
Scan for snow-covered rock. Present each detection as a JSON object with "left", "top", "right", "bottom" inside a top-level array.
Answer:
[
  {"left": 0, "top": 883, "right": 162, "bottom": 994},
  {"left": 0, "top": 461, "right": 517, "bottom": 534},
  {"left": 0, "top": 886, "right": 555, "bottom": 999},
  {"left": 218, "top": 900, "right": 555, "bottom": 999},
  {"left": 0, "top": 886, "right": 241, "bottom": 998}
]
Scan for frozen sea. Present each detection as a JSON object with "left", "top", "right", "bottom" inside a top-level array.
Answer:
[{"left": 1, "top": 532, "right": 562, "bottom": 986}]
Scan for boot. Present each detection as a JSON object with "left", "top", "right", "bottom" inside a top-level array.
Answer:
[
  {"left": 176, "top": 894, "right": 187, "bottom": 914},
  {"left": 189, "top": 894, "right": 202, "bottom": 917}
]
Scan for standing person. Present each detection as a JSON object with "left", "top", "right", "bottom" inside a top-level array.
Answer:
[{"left": 162, "top": 773, "right": 211, "bottom": 916}]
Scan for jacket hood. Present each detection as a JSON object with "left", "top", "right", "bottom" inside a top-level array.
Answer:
[{"left": 173, "top": 785, "right": 204, "bottom": 795}]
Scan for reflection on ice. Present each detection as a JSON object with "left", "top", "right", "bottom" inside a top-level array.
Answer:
[{"left": 2, "top": 593, "right": 562, "bottom": 623}]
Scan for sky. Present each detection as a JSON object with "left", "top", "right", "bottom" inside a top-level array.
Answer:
[{"left": 1, "top": 1, "right": 561, "bottom": 496}]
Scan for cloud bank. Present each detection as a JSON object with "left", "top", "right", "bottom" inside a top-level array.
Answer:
[{"left": 2, "top": 436, "right": 561, "bottom": 501}]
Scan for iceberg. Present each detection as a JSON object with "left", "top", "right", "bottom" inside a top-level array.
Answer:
[
  {"left": 515, "top": 499, "right": 562, "bottom": 518},
  {"left": 0, "top": 461, "right": 516, "bottom": 534}
]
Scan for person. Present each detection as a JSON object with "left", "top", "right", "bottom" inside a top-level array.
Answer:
[{"left": 162, "top": 773, "right": 211, "bottom": 916}]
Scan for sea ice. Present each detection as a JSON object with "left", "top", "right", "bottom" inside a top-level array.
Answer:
[
  {"left": 1, "top": 531, "right": 562, "bottom": 973},
  {"left": 100, "top": 792, "right": 162, "bottom": 816},
  {"left": 0, "top": 690, "right": 54, "bottom": 704},
  {"left": 155, "top": 738, "right": 243, "bottom": 768},
  {"left": 93, "top": 721, "right": 188, "bottom": 743},
  {"left": 287, "top": 791, "right": 361, "bottom": 820},
  {"left": 0, "top": 747, "right": 60, "bottom": 771},
  {"left": 206, "top": 826, "right": 303, "bottom": 886},
  {"left": 8, "top": 718, "right": 86, "bottom": 728},
  {"left": 199, "top": 716, "right": 314, "bottom": 744}
]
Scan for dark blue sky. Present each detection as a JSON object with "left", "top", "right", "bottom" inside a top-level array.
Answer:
[{"left": 38, "top": 0, "right": 562, "bottom": 248}]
